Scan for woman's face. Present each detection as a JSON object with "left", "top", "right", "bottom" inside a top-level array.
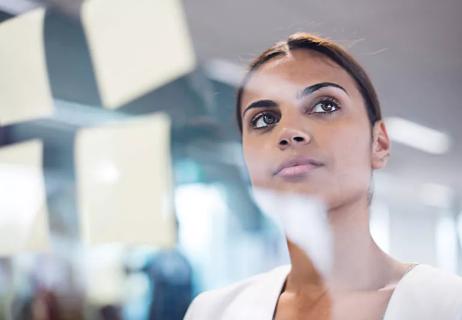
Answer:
[{"left": 240, "top": 49, "right": 389, "bottom": 210}]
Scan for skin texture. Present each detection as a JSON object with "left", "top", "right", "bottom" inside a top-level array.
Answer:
[{"left": 240, "top": 49, "right": 411, "bottom": 319}]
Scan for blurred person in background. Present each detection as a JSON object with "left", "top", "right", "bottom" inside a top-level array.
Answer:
[
  {"left": 11, "top": 255, "right": 84, "bottom": 320},
  {"left": 146, "top": 249, "right": 193, "bottom": 320},
  {"left": 184, "top": 33, "right": 462, "bottom": 320},
  {"left": 143, "top": 214, "right": 193, "bottom": 319}
]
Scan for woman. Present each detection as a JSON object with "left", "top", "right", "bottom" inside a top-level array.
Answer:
[{"left": 184, "top": 33, "right": 462, "bottom": 319}]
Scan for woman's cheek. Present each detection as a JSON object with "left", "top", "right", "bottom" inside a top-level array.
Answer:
[
  {"left": 321, "top": 132, "right": 371, "bottom": 200},
  {"left": 337, "top": 153, "right": 371, "bottom": 202}
]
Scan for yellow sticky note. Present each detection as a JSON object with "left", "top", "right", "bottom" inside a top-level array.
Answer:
[
  {"left": 0, "top": 9, "right": 54, "bottom": 126},
  {"left": 75, "top": 113, "right": 176, "bottom": 247},
  {"left": 81, "top": 0, "right": 196, "bottom": 109},
  {"left": 0, "top": 140, "right": 50, "bottom": 256}
]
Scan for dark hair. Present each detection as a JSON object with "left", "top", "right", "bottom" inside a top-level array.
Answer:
[{"left": 236, "top": 32, "right": 382, "bottom": 133}]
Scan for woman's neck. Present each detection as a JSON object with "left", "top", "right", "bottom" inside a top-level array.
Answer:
[{"left": 285, "top": 197, "right": 406, "bottom": 294}]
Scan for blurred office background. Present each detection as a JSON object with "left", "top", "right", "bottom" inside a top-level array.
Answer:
[{"left": 0, "top": 0, "right": 461, "bottom": 319}]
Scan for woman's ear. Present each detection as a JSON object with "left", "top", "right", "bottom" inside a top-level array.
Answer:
[{"left": 371, "top": 120, "right": 391, "bottom": 169}]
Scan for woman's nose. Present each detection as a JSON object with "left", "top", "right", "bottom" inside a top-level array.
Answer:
[{"left": 277, "top": 127, "right": 311, "bottom": 149}]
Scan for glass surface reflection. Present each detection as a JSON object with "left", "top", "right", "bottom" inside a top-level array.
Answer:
[{"left": 0, "top": 0, "right": 461, "bottom": 319}]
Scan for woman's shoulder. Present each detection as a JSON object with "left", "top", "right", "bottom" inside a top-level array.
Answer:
[
  {"left": 384, "top": 264, "right": 462, "bottom": 319},
  {"left": 184, "top": 265, "right": 290, "bottom": 320},
  {"left": 403, "top": 264, "right": 462, "bottom": 296}
]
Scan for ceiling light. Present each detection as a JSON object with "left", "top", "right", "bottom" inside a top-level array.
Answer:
[{"left": 385, "top": 117, "right": 451, "bottom": 154}]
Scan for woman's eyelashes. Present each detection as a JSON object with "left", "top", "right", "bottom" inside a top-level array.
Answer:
[
  {"left": 308, "top": 97, "right": 341, "bottom": 115},
  {"left": 248, "top": 97, "right": 341, "bottom": 130},
  {"left": 250, "top": 111, "right": 280, "bottom": 129}
]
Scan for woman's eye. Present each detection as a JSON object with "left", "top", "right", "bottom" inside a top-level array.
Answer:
[
  {"left": 251, "top": 112, "right": 279, "bottom": 129},
  {"left": 311, "top": 99, "right": 340, "bottom": 114}
]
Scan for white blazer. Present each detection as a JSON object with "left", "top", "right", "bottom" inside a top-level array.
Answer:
[{"left": 184, "top": 264, "right": 462, "bottom": 319}]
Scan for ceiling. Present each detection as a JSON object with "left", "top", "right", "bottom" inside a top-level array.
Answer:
[{"left": 1, "top": 0, "right": 462, "bottom": 202}]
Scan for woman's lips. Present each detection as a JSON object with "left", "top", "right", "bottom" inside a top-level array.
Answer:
[{"left": 273, "top": 157, "right": 323, "bottom": 178}]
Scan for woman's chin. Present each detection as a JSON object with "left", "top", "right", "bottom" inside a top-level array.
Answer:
[{"left": 252, "top": 183, "right": 327, "bottom": 205}]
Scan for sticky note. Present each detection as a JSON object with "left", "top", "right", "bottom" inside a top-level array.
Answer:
[
  {"left": 83, "top": 246, "right": 126, "bottom": 305},
  {"left": 81, "top": 0, "right": 196, "bottom": 109},
  {"left": 75, "top": 113, "right": 176, "bottom": 247},
  {"left": 0, "top": 140, "right": 50, "bottom": 256},
  {"left": 0, "top": 9, "right": 54, "bottom": 126}
]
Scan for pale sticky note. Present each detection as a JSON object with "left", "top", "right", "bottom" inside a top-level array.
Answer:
[
  {"left": 83, "top": 246, "right": 126, "bottom": 305},
  {"left": 81, "top": 0, "right": 196, "bottom": 109},
  {"left": 75, "top": 113, "right": 176, "bottom": 247},
  {"left": 0, "top": 9, "right": 54, "bottom": 126},
  {"left": 0, "top": 140, "right": 50, "bottom": 256}
]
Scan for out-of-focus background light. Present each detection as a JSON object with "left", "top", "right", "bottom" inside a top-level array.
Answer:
[{"left": 385, "top": 117, "right": 451, "bottom": 155}]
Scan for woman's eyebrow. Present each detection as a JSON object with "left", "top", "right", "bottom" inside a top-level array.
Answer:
[
  {"left": 242, "top": 99, "right": 278, "bottom": 117},
  {"left": 241, "top": 82, "right": 347, "bottom": 117},
  {"left": 298, "top": 82, "right": 349, "bottom": 99}
]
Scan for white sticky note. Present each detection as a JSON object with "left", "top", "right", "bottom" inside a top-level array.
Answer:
[
  {"left": 0, "top": 140, "right": 50, "bottom": 256},
  {"left": 75, "top": 113, "right": 176, "bottom": 247},
  {"left": 81, "top": 0, "right": 196, "bottom": 109},
  {"left": 0, "top": 9, "right": 54, "bottom": 126}
]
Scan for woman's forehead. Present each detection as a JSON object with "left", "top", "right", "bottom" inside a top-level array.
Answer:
[{"left": 241, "top": 50, "right": 358, "bottom": 106}]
